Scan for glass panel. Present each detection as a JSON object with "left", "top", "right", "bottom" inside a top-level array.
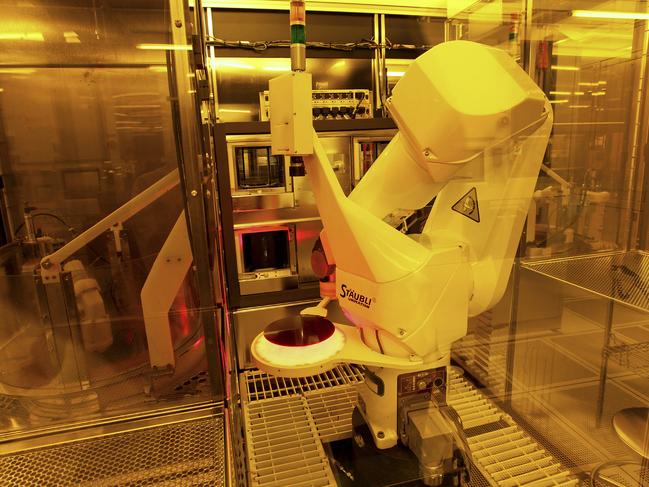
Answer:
[
  {"left": 0, "top": 0, "right": 222, "bottom": 439},
  {"left": 446, "top": 1, "right": 649, "bottom": 480},
  {"left": 212, "top": 57, "right": 373, "bottom": 122},
  {"left": 235, "top": 146, "right": 285, "bottom": 189}
]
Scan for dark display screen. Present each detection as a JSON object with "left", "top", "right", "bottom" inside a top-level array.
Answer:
[
  {"left": 235, "top": 146, "right": 285, "bottom": 189},
  {"left": 264, "top": 315, "right": 335, "bottom": 347},
  {"left": 242, "top": 230, "right": 289, "bottom": 272}
]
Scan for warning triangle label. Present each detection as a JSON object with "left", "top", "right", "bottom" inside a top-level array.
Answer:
[{"left": 452, "top": 187, "right": 480, "bottom": 223}]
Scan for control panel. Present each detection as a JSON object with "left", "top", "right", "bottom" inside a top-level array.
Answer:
[{"left": 260, "top": 89, "right": 373, "bottom": 121}]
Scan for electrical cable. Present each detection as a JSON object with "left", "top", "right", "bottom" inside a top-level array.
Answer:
[
  {"left": 205, "top": 36, "right": 432, "bottom": 52},
  {"left": 14, "top": 212, "right": 74, "bottom": 235},
  {"left": 374, "top": 329, "right": 385, "bottom": 355},
  {"left": 15, "top": 211, "right": 111, "bottom": 265}
]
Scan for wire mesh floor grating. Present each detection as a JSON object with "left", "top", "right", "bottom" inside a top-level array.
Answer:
[
  {"left": 240, "top": 365, "right": 578, "bottom": 487},
  {"left": 0, "top": 413, "right": 225, "bottom": 487}
]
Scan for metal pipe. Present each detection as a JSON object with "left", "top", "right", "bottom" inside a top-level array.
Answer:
[
  {"left": 40, "top": 169, "right": 180, "bottom": 272},
  {"left": 23, "top": 206, "right": 36, "bottom": 243}
]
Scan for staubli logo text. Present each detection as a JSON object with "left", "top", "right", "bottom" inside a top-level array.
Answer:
[{"left": 339, "top": 284, "right": 372, "bottom": 309}]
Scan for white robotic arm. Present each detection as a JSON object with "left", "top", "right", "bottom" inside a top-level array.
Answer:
[{"left": 252, "top": 41, "right": 551, "bottom": 455}]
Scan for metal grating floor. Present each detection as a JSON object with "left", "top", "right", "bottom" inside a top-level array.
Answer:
[
  {"left": 522, "top": 250, "right": 649, "bottom": 313},
  {"left": 242, "top": 364, "right": 364, "bottom": 402},
  {"left": 448, "top": 372, "right": 578, "bottom": 487},
  {"left": 0, "top": 415, "right": 225, "bottom": 487},
  {"left": 244, "top": 396, "right": 336, "bottom": 487},
  {"left": 241, "top": 365, "right": 364, "bottom": 487},
  {"left": 241, "top": 366, "right": 578, "bottom": 487}
]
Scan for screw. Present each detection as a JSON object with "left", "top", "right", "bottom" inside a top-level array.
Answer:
[
  {"left": 174, "top": 20, "right": 183, "bottom": 28},
  {"left": 377, "top": 431, "right": 385, "bottom": 439},
  {"left": 191, "top": 189, "right": 198, "bottom": 197},
  {"left": 398, "top": 328, "right": 406, "bottom": 336},
  {"left": 41, "top": 259, "right": 51, "bottom": 269},
  {"left": 423, "top": 148, "right": 433, "bottom": 159}
]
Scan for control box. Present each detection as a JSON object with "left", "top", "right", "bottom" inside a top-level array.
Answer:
[
  {"left": 260, "top": 89, "right": 372, "bottom": 121},
  {"left": 268, "top": 72, "right": 313, "bottom": 156}
]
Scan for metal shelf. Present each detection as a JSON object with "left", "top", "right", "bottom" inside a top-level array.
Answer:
[
  {"left": 522, "top": 250, "right": 649, "bottom": 313},
  {"left": 606, "top": 340, "right": 649, "bottom": 373},
  {"left": 521, "top": 250, "right": 649, "bottom": 423}
]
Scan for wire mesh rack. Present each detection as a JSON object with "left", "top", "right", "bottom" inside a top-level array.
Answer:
[
  {"left": 0, "top": 413, "right": 225, "bottom": 487},
  {"left": 241, "top": 364, "right": 364, "bottom": 402},
  {"left": 522, "top": 250, "right": 649, "bottom": 313}
]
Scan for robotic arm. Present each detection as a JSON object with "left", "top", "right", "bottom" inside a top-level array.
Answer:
[{"left": 252, "top": 40, "right": 551, "bottom": 472}]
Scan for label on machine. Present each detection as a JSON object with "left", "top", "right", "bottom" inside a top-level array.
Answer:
[{"left": 397, "top": 366, "right": 447, "bottom": 404}]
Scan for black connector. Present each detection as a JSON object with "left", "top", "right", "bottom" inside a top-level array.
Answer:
[{"left": 289, "top": 156, "right": 306, "bottom": 177}]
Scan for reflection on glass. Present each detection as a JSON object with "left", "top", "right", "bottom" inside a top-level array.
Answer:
[
  {"left": 447, "top": 1, "right": 649, "bottom": 481},
  {"left": 235, "top": 147, "right": 285, "bottom": 189},
  {"left": 0, "top": 1, "right": 220, "bottom": 438}
]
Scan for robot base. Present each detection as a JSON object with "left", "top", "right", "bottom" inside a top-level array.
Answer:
[{"left": 326, "top": 408, "right": 468, "bottom": 487}]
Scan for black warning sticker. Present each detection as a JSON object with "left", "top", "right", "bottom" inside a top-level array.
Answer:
[
  {"left": 452, "top": 187, "right": 480, "bottom": 223},
  {"left": 397, "top": 367, "right": 446, "bottom": 399}
]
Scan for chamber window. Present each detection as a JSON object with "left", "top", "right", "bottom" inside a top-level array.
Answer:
[
  {"left": 235, "top": 147, "right": 285, "bottom": 189},
  {"left": 242, "top": 230, "right": 290, "bottom": 272}
]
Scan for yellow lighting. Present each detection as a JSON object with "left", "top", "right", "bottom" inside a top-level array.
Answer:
[
  {"left": 0, "top": 32, "right": 44, "bottom": 41},
  {"left": 569, "top": 105, "right": 590, "bottom": 108},
  {"left": 591, "top": 91, "right": 606, "bottom": 96},
  {"left": 578, "top": 82, "right": 599, "bottom": 87},
  {"left": 0, "top": 88, "right": 4, "bottom": 92},
  {"left": 136, "top": 43, "right": 191, "bottom": 51},
  {"left": 219, "top": 108, "right": 252, "bottom": 113},
  {"left": 148, "top": 66, "right": 168, "bottom": 73},
  {"left": 549, "top": 91, "right": 572, "bottom": 95},
  {"left": 210, "top": 59, "right": 254, "bottom": 70},
  {"left": 549, "top": 99, "right": 569, "bottom": 104},
  {"left": 262, "top": 66, "right": 291, "bottom": 72},
  {"left": 0, "top": 68, "right": 36, "bottom": 74},
  {"left": 114, "top": 104, "right": 161, "bottom": 109},
  {"left": 573, "top": 10, "right": 649, "bottom": 20},
  {"left": 63, "top": 31, "right": 81, "bottom": 44},
  {"left": 387, "top": 71, "right": 405, "bottom": 77},
  {"left": 551, "top": 65, "right": 579, "bottom": 71}
]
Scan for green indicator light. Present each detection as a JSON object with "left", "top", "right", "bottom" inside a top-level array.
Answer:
[{"left": 290, "top": 24, "right": 306, "bottom": 44}]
